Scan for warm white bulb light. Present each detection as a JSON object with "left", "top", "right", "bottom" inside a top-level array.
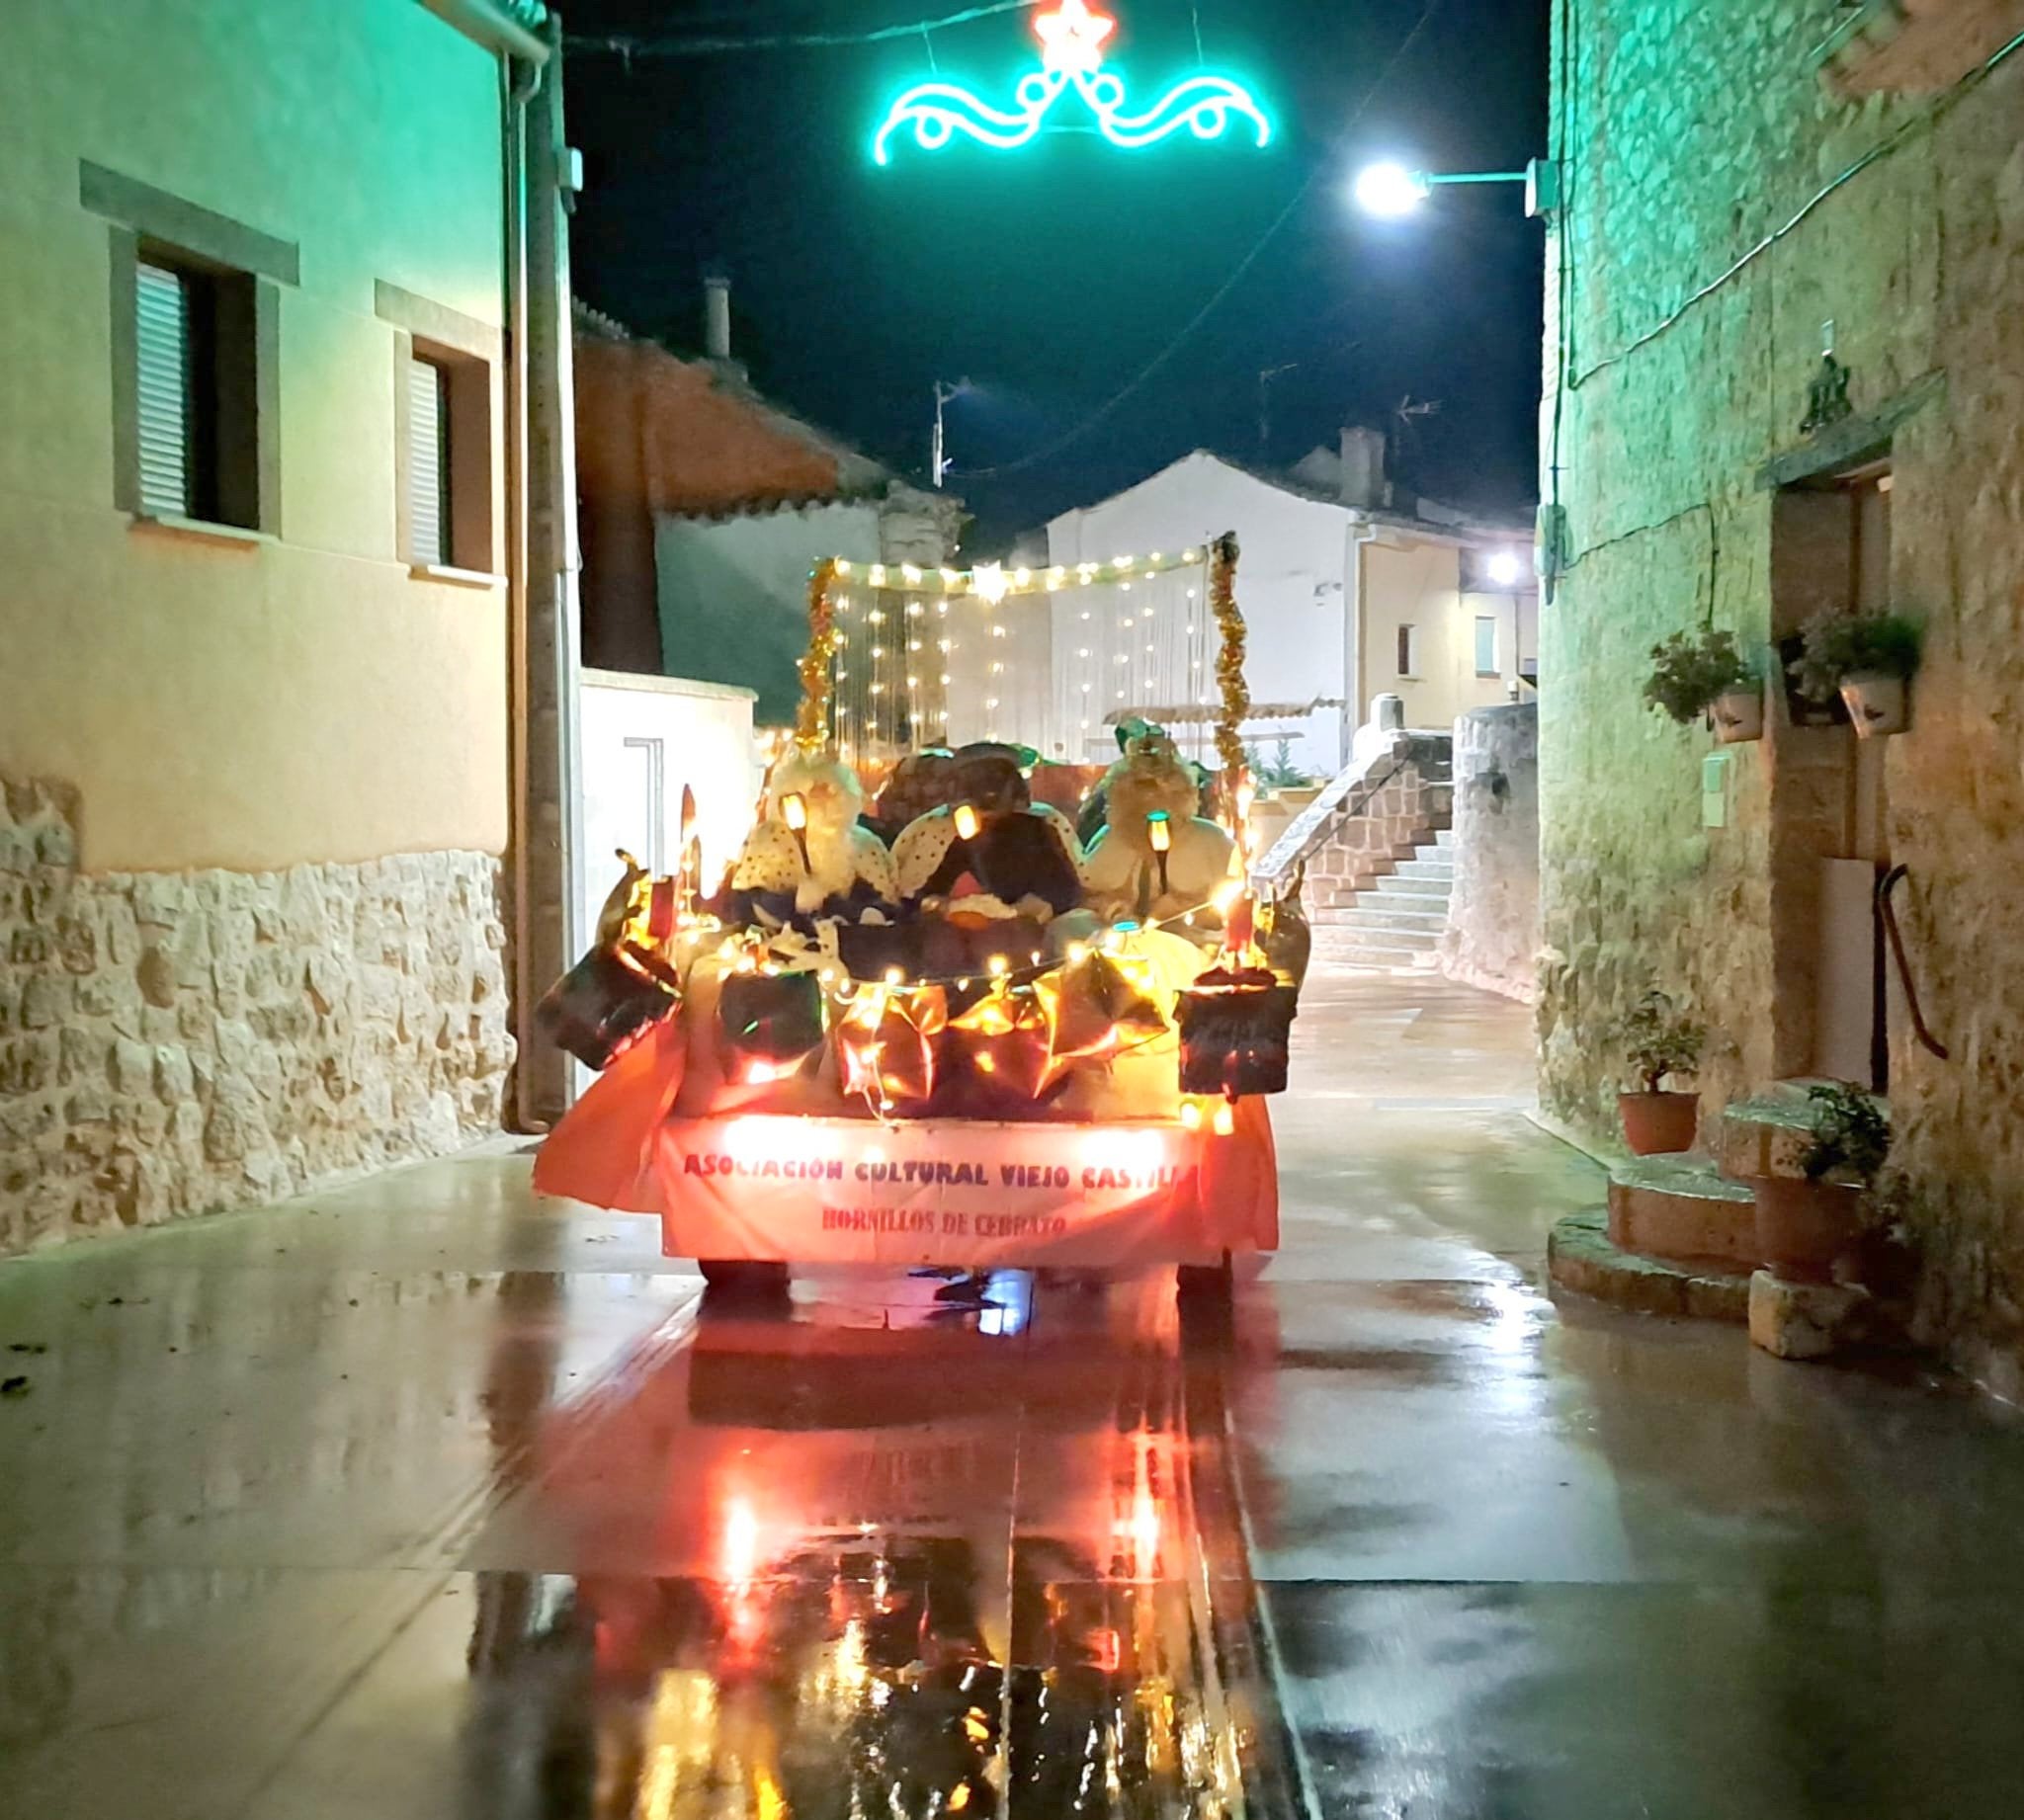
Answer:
[
  {"left": 1487, "top": 550, "right": 1527, "bottom": 588},
  {"left": 1354, "top": 160, "right": 1431, "bottom": 218}
]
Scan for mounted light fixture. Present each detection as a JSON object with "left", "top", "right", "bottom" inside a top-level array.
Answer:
[{"left": 1353, "top": 157, "right": 1560, "bottom": 219}]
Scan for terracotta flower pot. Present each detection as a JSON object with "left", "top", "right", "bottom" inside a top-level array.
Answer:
[
  {"left": 1752, "top": 1176, "right": 1864, "bottom": 1282},
  {"left": 1619, "top": 1090, "right": 1699, "bottom": 1155},
  {"left": 1712, "top": 685, "right": 1764, "bottom": 744},
  {"left": 1840, "top": 672, "right": 1908, "bottom": 738}
]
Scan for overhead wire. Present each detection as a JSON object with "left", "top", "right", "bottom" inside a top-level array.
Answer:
[
  {"left": 566, "top": 0, "right": 1041, "bottom": 58},
  {"left": 952, "top": 0, "right": 1450, "bottom": 479}
]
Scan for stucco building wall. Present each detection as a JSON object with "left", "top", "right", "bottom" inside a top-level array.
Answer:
[
  {"left": 0, "top": 0, "right": 531, "bottom": 1249},
  {"left": 1541, "top": 0, "right": 2024, "bottom": 1378},
  {"left": 1048, "top": 453, "right": 1535, "bottom": 779}
]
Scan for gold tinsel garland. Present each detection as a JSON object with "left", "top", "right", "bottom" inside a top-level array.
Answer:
[
  {"left": 1210, "top": 531, "right": 1250, "bottom": 787},
  {"left": 797, "top": 559, "right": 842, "bottom": 753}
]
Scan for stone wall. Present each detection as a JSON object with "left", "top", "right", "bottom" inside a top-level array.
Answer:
[
  {"left": 1543, "top": 1, "right": 2024, "bottom": 1379},
  {"left": 0, "top": 777, "right": 513, "bottom": 1254},
  {"left": 1440, "top": 703, "right": 1539, "bottom": 1003},
  {"left": 1255, "top": 731, "right": 1453, "bottom": 920}
]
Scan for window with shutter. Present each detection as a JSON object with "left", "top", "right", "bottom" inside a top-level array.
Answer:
[
  {"left": 1396, "top": 623, "right": 1418, "bottom": 678},
  {"left": 408, "top": 356, "right": 451, "bottom": 567},
  {"left": 135, "top": 261, "right": 193, "bottom": 517},
  {"left": 1475, "top": 616, "right": 1498, "bottom": 676}
]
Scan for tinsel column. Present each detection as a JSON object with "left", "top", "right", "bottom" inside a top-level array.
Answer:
[
  {"left": 1209, "top": 531, "right": 1251, "bottom": 823},
  {"left": 798, "top": 559, "right": 842, "bottom": 753}
]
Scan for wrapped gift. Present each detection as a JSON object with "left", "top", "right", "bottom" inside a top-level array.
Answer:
[
  {"left": 1175, "top": 965, "right": 1299, "bottom": 1098},
  {"left": 837, "top": 983, "right": 949, "bottom": 1115},
  {"left": 1040, "top": 950, "right": 1171, "bottom": 1070},
  {"left": 538, "top": 943, "right": 682, "bottom": 1072},
  {"left": 716, "top": 969, "right": 827, "bottom": 1085},
  {"left": 949, "top": 984, "right": 1057, "bottom": 1103}
]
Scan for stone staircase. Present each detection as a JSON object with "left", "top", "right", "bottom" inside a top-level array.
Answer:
[
  {"left": 1550, "top": 1081, "right": 1896, "bottom": 1349},
  {"left": 1315, "top": 829, "right": 1454, "bottom": 969}
]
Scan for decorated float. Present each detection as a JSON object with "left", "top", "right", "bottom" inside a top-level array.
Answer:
[{"left": 532, "top": 535, "right": 1308, "bottom": 1297}]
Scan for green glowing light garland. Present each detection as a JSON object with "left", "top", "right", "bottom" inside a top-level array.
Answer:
[{"left": 875, "top": 0, "right": 1271, "bottom": 165}]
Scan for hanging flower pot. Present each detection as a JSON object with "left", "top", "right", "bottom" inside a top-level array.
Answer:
[
  {"left": 716, "top": 969, "right": 827, "bottom": 1085},
  {"left": 1176, "top": 966, "right": 1299, "bottom": 1098},
  {"left": 538, "top": 943, "right": 682, "bottom": 1073},
  {"left": 1839, "top": 671, "right": 1908, "bottom": 739},
  {"left": 1711, "top": 685, "right": 1764, "bottom": 744}
]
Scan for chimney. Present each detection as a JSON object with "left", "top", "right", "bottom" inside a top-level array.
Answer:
[
  {"left": 703, "top": 272, "right": 732, "bottom": 363},
  {"left": 1339, "top": 425, "right": 1390, "bottom": 511}
]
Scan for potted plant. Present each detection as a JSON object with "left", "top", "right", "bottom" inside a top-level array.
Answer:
[
  {"left": 1614, "top": 991, "right": 1706, "bottom": 1154},
  {"left": 1788, "top": 611, "right": 1921, "bottom": 738},
  {"left": 1642, "top": 628, "right": 1763, "bottom": 743},
  {"left": 1752, "top": 1083, "right": 1890, "bottom": 1281}
]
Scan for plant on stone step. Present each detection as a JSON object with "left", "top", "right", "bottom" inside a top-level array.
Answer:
[
  {"left": 1798, "top": 1083, "right": 1891, "bottom": 1187},
  {"left": 1788, "top": 611, "right": 1922, "bottom": 704},
  {"left": 1615, "top": 990, "right": 1705, "bottom": 1094},
  {"left": 1641, "top": 628, "right": 1757, "bottom": 725}
]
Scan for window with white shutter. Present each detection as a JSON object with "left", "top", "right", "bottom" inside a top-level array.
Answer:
[
  {"left": 407, "top": 356, "right": 451, "bottom": 568},
  {"left": 1475, "top": 616, "right": 1499, "bottom": 677},
  {"left": 134, "top": 261, "right": 194, "bottom": 518}
]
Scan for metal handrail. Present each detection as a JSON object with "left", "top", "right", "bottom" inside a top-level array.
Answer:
[{"left": 1876, "top": 865, "right": 1949, "bottom": 1060}]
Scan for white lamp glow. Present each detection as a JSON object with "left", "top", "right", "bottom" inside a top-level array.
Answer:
[
  {"left": 1486, "top": 550, "right": 1527, "bottom": 588},
  {"left": 1353, "top": 161, "right": 1431, "bottom": 218}
]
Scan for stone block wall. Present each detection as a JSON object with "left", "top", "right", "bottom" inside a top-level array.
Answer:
[
  {"left": 0, "top": 777, "right": 513, "bottom": 1254},
  {"left": 1542, "top": 1, "right": 2024, "bottom": 1380},
  {"left": 1256, "top": 732, "right": 1452, "bottom": 921},
  {"left": 1440, "top": 703, "right": 1540, "bottom": 1003}
]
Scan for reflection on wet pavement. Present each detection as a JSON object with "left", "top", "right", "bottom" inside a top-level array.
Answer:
[{"left": 4, "top": 971, "right": 2024, "bottom": 1817}]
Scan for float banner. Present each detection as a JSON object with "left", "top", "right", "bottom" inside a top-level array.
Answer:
[{"left": 653, "top": 1109, "right": 1276, "bottom": 1268}]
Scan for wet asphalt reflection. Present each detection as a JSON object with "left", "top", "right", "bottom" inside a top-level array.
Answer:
[{"left": 5, "top": 972, "right": 2024, "bottom": 1818}]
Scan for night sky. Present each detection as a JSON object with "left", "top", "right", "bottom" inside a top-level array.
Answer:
[{"left": 560, "top": 0, "right": 1550, "bottom": 547}]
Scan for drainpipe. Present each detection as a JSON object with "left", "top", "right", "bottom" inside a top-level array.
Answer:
[
  {"left": 504, "top": 44, "right": 543, "bottom": 1133},
  {"left": 1342, "top": 514, "right": 1378, "bottom": 768}
]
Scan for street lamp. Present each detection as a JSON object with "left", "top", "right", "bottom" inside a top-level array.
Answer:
[
  {"left": 1352, "top": 157, "right": 1560, "bottom": 219},
  {"left": 1486, "top": 549, "right": 1527, "bottom": 589},
  {"left": 932, "top": 377, "right": 973, "bottom": 489}
]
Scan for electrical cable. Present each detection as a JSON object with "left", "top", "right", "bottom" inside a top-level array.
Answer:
[
  {"left": 1567, "top": 26, "right": 2024, "bottom": 391},
  {"left": 566, "top": 0, "right": 1041, "bottom": 58},
  {"left": 952, "top": 0, "right": 1450, "bottom": 479}
]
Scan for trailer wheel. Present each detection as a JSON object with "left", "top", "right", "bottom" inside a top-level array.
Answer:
[
  {"left": 698, "top": 1260, "right": 791, "bottom": 1294},
  {"left": 1175, "top": 1253, "right": 1234, "bottom": 1303}
]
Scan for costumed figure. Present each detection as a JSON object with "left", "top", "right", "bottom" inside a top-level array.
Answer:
[
  {"left": 891, "top": 744, "right": 1086, "bottom": 977},
  {"left": 1081, "top": 727, "right": 1236, "bottom": 931},
  {"left": 728, "top": 749, "right": 897, "bottom": 931}
]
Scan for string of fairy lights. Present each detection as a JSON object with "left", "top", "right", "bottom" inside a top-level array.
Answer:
[{"left": 823, "top": 548, "right": 1221, "bottom": 767}]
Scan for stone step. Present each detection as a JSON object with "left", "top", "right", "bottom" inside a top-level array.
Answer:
[
  {"left": 1327, "top": 913, "right": 1441, "bottom": 950},
  {"left": 1394, "top": 860, "right": 1454, "bottom": 883},
  {"left": 1549, "top": 1211, "right": 1750, "bottom": 1323},
  {"left": 1373, "top": 873, "right": 1450, "bottom": 900},
  {"left": 1607, "top": 1154, "right": 1758, "bottom": 1269},
  {"left": 1312, "top": 936, "right": 1440, "bottom": 969},
  {"left": 1341, "top": 901, "right": 1448, "bottom": 930},
  {"left": 1718, "top": 1080, "right": 1891, "bottom": 1182},
  {"left": 1432, "top": 827, "right": 1456, "bottom": 849}
]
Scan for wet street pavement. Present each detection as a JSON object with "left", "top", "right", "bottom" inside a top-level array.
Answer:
[{"left": 4, "top": 964, "right": 2024, "bottom": 1818}]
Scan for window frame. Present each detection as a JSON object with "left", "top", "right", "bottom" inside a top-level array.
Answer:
[
  {"left": 1474, "top": 614, "right": 1500, "bottom": 678},
  {"left": 85, "top": 161, "right": 292, "bottom": 538},
  {"left": 377, "top": 283, "right": 501, "bottom": 580},
  {"left": 1395, "top": 622, "right": 1419, "bottom": 679}
]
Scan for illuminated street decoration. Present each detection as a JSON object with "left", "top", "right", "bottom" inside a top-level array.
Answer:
[{"left": 874, "top": 0, "right": 1271, "bottom": 165}]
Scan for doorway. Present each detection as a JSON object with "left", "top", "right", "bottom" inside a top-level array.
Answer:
[{"left": 1768, "top": 459, "right": 1894, "bottom": 1090}]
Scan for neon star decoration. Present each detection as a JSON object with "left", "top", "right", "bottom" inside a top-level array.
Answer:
[{"left": 874, "top": 0, "right": 1271, "bottom": 165}]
